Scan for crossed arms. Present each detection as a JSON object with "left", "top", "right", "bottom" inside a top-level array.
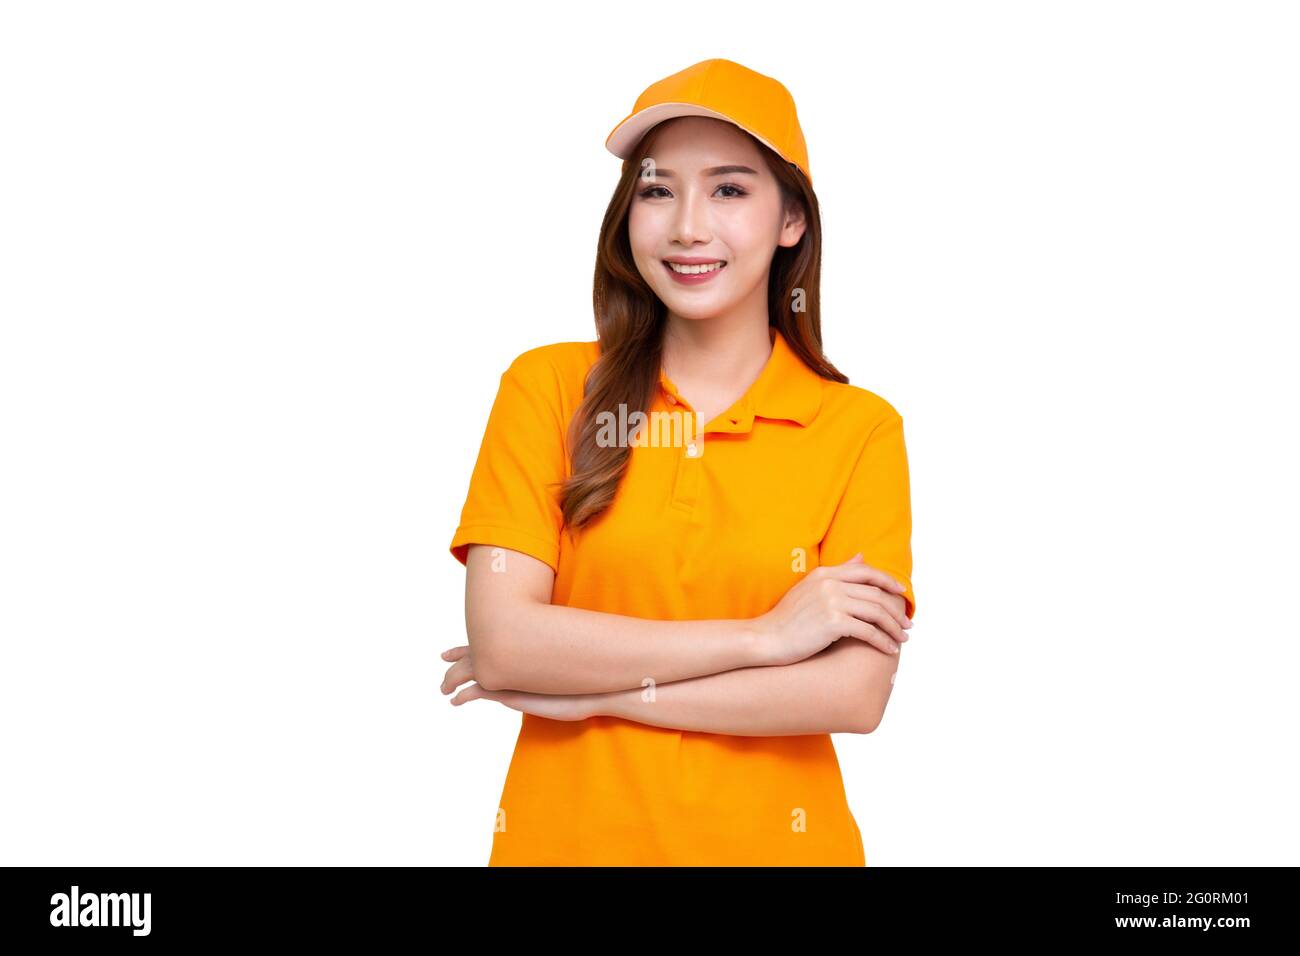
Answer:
[{"left": 442, "top": 544, "right": 905, "bottom": 736}]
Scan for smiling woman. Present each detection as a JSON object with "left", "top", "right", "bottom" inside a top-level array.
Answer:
[{"left": 446, "top": 58, "right": 915, "bottom": 867}]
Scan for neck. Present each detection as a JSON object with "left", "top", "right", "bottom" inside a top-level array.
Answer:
[{"left": 660, "top": 312, "right": 774, "bottom": 388}]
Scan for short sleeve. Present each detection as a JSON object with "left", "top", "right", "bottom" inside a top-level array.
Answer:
[
  {"left": 448, "top": 353, "right": 567, "bottom": 573},
  {"left": 819, "top": 412, "right": 916, "bottom": 619}
]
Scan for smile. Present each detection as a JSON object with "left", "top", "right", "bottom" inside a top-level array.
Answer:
[{"left": 664, "top": 260, "right": 726, "bottom": 275}]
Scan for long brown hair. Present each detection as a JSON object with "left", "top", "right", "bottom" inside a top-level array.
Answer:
[{"left": 558, "top": 117, "right": 847, "bottom": 532}]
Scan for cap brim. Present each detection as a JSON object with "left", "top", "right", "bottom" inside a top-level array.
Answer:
[{"left": 605, "top": 103, "right": 782, "bottom": 161}]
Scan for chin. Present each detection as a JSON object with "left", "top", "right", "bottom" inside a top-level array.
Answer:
[{"left": 662, "top": 301, "right": 729, "bottom": 321}]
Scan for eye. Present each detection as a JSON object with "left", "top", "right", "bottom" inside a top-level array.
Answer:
[{"left": 636, "top": 184, "right": 750, "bottom": 200}]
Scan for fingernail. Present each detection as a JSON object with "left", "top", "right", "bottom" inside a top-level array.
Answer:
[
  {"left": 890, "top": 642, "right": 900, "bottom": 654},
  {"left": 903, "top": 617, "right": 913, "bottom": 628}
]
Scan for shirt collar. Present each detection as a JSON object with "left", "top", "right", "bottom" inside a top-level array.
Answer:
[{"left": 658, "top": 327, "right": 825, "bottom": 434}]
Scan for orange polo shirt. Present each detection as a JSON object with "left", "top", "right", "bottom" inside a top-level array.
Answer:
[{"left": 449, "top": 326, "right": 915, "bottom": 866}]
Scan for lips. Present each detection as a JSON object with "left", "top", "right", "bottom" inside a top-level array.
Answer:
[
  {"left": 663, "top": 259, "right": 727, "bottom": 275},
  {"left": 662, "top": 258, "right": 727, "bottom": 284}
]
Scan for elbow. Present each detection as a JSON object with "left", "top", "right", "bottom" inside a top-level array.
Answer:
[
  {"left": 473, "top": 660, "right": 505, "bottom": 693},
  {"left": 837, "top": 689, "right": 880, "bottom": 734},
  {"left": 464, "top": 620, "right": 510, "bottom": 691},
  {"left": 865, "top": 707, "right": 886, "bottom": 734},
  {"left": 466, "top": 595, "right": 548, "bottom": 692},
  {"left": 464, "top": 592, "right": 525, "bottom": 692},
  {"left": 823, "top": 643, "right": 895, "bottom": 733},
  {"left": 845, "top": 664, "right": 894, "bottom": 734},
  {"left": 471, "top": 643, "right": 510, "bottom": 692},
  {"left": 847, "top": 706, "right": 884, "bottom": 735}
]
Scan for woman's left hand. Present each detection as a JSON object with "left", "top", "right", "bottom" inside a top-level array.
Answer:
[{"left": 439, "top": 645, "right": 597, "bottom": 721}]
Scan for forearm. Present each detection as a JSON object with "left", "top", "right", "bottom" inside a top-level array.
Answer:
[
  {"left": 479, "top": 601, "right": 765, "bottom": 696},
  {"left": 585, "top": 639, "right": 890, "bottom": 736}
]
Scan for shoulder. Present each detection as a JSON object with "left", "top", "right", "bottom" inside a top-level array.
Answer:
[
  {"left": 819, "top": 378, "right": 905, "bottom": 432},
  {"left": 816, "top": 381, "right": 910, "bottom": 478},
  {"left": 504, "top": 340, "right": 600, "bottom": 386},
  {"left": 497, "top": 341, "right": 599, "bottom": 422}
]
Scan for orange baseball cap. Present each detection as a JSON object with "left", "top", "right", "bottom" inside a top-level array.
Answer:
[{"left": 605, "top": 58, "right": 813, "bottom": 187}]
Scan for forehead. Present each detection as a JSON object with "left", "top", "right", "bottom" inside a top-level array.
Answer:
[{"left": 641, "top": 116, "right": 765, "bottom": 169}]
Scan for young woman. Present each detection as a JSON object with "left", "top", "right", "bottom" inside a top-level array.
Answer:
[{"left": 443, "top": 59, "right": 915, "bottom": 866}]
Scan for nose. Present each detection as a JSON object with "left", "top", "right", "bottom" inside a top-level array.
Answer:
[{"left": 669, "top": 186, "right": 712, "bottom": 247}]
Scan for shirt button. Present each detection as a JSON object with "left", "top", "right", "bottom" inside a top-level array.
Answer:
[{"left": 686, "top": 442, "right": 698, "bottom": 457}]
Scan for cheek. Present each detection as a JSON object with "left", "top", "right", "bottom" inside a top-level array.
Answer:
[
  {"left": 728, "top": 206, "right": 782, "bottom": 253},
  {"left": 626, "top": 206, "right": 657, "bottom": 259}
]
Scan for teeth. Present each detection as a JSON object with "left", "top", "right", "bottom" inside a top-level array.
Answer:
[{"left": 667, "top": 261, "right": 725, "bottom": 275}]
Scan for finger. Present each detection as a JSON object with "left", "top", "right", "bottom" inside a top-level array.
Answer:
[
  {"left": 440, "top": 657, "right": 475, "bottom": 695},
  {"left": 826, "top": 560, "right": 908, "bottom": 595},
  {"left": 839, "top": 615, "right": 900, "bottom": 655},
  {"left": 844, "top": 583, "right": 912, "bottom": 631},
  {"left": 441, "top": 645, "right": 470, "bottom": 662},
  {"left": 842, "top": 596, "right": 908, "bottom": 644},
  {"left": 451, "top": 682, "right": 493, "bottom": 706}
]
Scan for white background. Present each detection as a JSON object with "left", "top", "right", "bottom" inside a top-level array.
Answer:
[{"left": 2, "top": 1, "right": 1296, "bottom": 866}]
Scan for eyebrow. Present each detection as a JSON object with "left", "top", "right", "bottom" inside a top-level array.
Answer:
[{"left": 643, "top": 164, "right": 759, "bottom": 179}]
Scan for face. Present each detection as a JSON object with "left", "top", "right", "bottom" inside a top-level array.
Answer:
[{"left": 627, "top": 116, "right": 806, "bottom": 323}]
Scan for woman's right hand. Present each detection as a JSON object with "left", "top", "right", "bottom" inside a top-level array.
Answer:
[{"left": 750, "top": 553, "right": 912, "bottom": 666}]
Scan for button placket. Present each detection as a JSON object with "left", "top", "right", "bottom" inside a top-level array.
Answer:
[
  {"left": 655, "top": 385, "right": 696, "bottom": 512},
  {"left": 674, "top": 435, "right": 702, "bottom": 510},
  {"left": 658, "top": 383, "right": 702, "bottom": 511}
]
